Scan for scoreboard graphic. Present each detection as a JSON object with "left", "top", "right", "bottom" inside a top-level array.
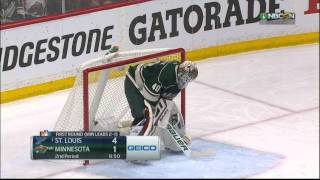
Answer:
[{"left": 31, "top": 131, "right": 160, "bottom": 161}]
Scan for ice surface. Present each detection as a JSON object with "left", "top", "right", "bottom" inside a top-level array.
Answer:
[
  {"left": 48, "top": 139, "right": 283, "bottom": 179},
  {"left": 1, "top": 44, "right": 319, "bottom": 178}
]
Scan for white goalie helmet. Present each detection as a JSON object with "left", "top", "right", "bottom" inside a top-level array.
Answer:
[{"left": 177, "top": 61, "right": 198, "bottom": 89}]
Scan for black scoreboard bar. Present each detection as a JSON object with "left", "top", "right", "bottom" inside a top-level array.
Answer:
[{"left": 31, "top": 131, "right": 160, "bottom": 161}]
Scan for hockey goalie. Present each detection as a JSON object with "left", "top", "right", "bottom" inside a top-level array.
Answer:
[{"left": 121, "top": 60, "right": 198, "bottom": 152}]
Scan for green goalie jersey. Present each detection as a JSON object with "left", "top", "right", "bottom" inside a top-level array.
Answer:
[{"left": 127, "top": 61, "right": 181, "bottom": 103}]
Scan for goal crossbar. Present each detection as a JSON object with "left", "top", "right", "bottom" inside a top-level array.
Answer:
[{"left": 82, "top": 48, "right": 186, "bottom": 132}]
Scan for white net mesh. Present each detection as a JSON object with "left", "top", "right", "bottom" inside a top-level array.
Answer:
[{"left": 54, "top": 48, "right": 184, "bottom": 132}]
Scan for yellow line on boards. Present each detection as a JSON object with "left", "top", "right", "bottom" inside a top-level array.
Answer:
[{"left": 186, "top": 32, "right": 319, "bottom": 61}]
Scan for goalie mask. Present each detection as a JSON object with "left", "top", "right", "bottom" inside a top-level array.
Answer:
[{"left": 177, "top": 61, "right": 198, "bottom": 89}]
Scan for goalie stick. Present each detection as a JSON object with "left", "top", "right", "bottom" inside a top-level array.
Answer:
[
  {"left": 165, "top": 123, "right": 192, "bottom": 157},
  {"left": 144, "top": 100, "right": 215, "bottom": 159}
]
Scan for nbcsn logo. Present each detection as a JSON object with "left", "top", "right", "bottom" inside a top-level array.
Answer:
[{"left": 260, "top": 10, "right": 296, "bottom": 24}]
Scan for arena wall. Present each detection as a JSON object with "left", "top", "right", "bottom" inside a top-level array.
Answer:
[{"left": 1, "top": 0, "right": 319, "bottom": 103}]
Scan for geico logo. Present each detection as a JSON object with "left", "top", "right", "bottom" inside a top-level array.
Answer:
[{"left": 127, "top": 145, "right": 157, "bottom": 151}]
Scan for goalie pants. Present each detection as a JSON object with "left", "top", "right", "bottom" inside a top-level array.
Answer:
[{"left": 124, "top": 76, "right": 146, "bottom": 126}]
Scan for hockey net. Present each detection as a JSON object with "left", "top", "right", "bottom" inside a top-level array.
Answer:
[{"left": 54, "top": 48, "right": 185, "bottom": 133}]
